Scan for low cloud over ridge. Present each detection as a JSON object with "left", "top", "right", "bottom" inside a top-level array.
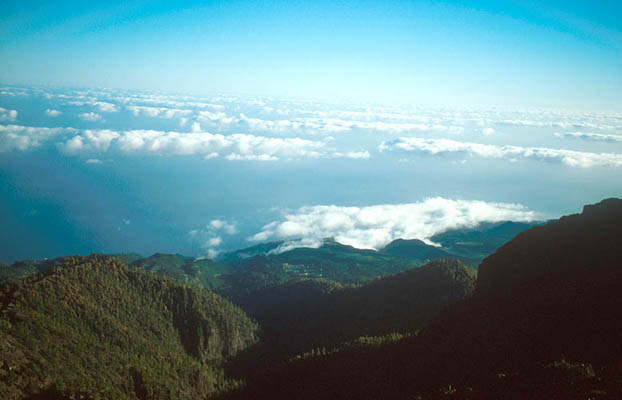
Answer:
[{"left": 249, "top": 197, "right": 538, "bottom": 252}]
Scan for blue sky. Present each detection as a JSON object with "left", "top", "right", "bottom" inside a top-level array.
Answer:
[
  {"left": 0, "top": 1, "right": 621, "bottom": 262},
  {"left": 1, "top": 1, "right": 621, "bottom": 108}
]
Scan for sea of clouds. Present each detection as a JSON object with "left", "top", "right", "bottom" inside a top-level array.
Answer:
[{"left": 1, "top": 85, "right": 621, "bottom": 256}]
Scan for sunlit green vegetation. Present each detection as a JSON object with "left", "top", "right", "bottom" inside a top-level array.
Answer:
[{"left": 0, "top": 254, "right": 258, "bottom": 399}]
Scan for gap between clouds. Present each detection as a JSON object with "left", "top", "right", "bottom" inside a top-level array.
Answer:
[{"left": 249, "top": 197, "right": 539, "bottom": 253}]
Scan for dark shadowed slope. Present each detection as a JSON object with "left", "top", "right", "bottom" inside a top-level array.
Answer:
[
  {"left": 0, "top": 254, "right": 258, "bottom": 400},
  {"left": 228, "top": 258, "right": 476, "bottom": 373},
  {"left": 220, "top": 198, "right": 622, "bottom": 399}
]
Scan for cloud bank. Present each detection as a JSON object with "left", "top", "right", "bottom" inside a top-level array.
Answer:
[
  {"left": 554, "top": 131, "right": 622, "bottom": 142},
  {"left": 0, "top": 107, "right": 18, "bottom": 122},
  {"left": 113, "top": 129, "right": 325, "bottom": 160},
  {"left": 78, "top": 112, "right": 102, "bottom": 121},
  {"left": 45, "top": 109, "right": 62, "bottom": 117},
  {"left": 380, "top": 137, "right": 622, "bottom": 168},
  {"left": 127, "top": 105, "right": 192, "bottom": 119},
  {"left": 250, "top": 197, "right": 538, "bottom": 252},
  {"left": 0, "top": 124, "right": 76, "bottom": 152}
]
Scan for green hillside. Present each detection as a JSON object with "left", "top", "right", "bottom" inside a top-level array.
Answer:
[
  {"left": 111, "top": 253, "right": 144, "bottom": 264},
  {"left": 0, "top": 256, "right": 70, "bottom": 285},
  {"left": 380, "top": 238, "right": 477, "bottom": 264},
  {"left": 216, "top": 242, "right": 284, "bottom": 265},
  {"left": 0, "top": 254, "right": 258, "bottom": 400},
  {"left": 226, "top": 239, "right": 422, "bottom": 288},
  {"left": 130, "top": 253, "right": 231, "bottom": 291}
]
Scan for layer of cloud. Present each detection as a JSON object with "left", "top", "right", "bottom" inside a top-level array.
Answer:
[
  {"left": 114, "top": 129, "right": 326, "bottom": 160},
  {"left": 250, "top": 197, "right": 538, "bottom": 252},
  {"left": 331, "top": 150, "right": 371, "bottom": 159},
  {"left": 45, "top": 109, "right": 62, "bottom": 117},
  {"left": 59, "top": 130, "right": 120, "bottom": 153},
  {"left": 554, "top": 131, "right": 622, "bottom": 142},
  {"left": 68, "top": 100, "right": 119, "bottom": 113},
  {"left": 0, "top": 121, "right": 371, "bottom": 161},
  {"left": 0, "top": 107, "right": 18, "bottom": 122},
  {"left": 127, "top": 105, "right": 192, "bottom": 119},
  {"left": 197, "top": 112, "right": 465, "bottom": 136},
  {"left": 0, "top": 124, "right": 76, "bottom": 152},
  {"left": 482, "top": 127, "right": 495, "bottom": 136},
  {"left": 209, "top": 219, "right": 237, "bottom": 235},
  {"left": 380, "top": 137, "right": 622, "bottom": 168},
  {"left": 78, "top": 112, "right": 102, "bottom": 121}
]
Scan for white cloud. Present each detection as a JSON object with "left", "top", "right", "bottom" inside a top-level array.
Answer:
[
  {"left": 196, "top": 111, "right": 465, "bottom": 136},
  {"left": 0, "top": 124, "right": 75, "bottom": 152},
  {"left": 332, "top": 150, "right": 371, "bottom": 159},
  {"left": 67, "top": 100, "right": 119, "bottom": 112},
  {"left": 197, "top": 110, "right": 234, "bottom": 124},
  {"left": 267, "top": 238, "right": 324, "bottom": 255},
  {"left": 554, "top": 131, "right": 622, "bottom": 142},
  {"left": 127, "top": 105, "right": 192, "bottom": 119},
  {"left": 189, "top": 219, "right": 238, "bottom": 259},
  {"left": 207, "top": 237, "right": 222, "bottom": 247},
  {"left": 94, "top": 102, "right": 119, "bottom": 113},
  {"left": 45, "top": 109, "right": 62, "bottom": 117},
  {"left": 209, "top": 219, "right": 236, "bottom": 234},
  {"left": 0, "top": 107, "right": 18, "bottom": 122},
  {"left": 482, "top": 127, "right": 495, "bottom": 136},
  {"left": 59, "top": 130, "right": 120, "bottom": 153},
  {"left": 85, "top": 158, "right": 103, "bottom": 164},
  {"left": 380, "top": 137, "right": 622, "bottom": 168},
  {"left": 206, "top": 248, "right": 220, "bottom": 259},
  {"left": 78, "top": 112, "right": 102, "bottom": 121},
  {"left": 191, "top": 121, "right": 202, "bottom": 132},
  {"left": 250, "top": 197, "right": 538, "bottom": 252},
  {"left": 0, "top": 88, "right": 30, "bottom": 97},
  {"left": 495, "top": 118, "right": 619, "bottom": 131},
  {"left": 113, "top": 129, "right": 326, "bottom": 160},
  {"left": 225, "top": 153, "right": 278, "bottom": 161}
]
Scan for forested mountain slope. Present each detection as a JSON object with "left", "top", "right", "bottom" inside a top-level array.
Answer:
[
  {"left": 0, "top": 254, "right": 258, "bottom": 400},
  {"left": 232, "top": 258, "right": 476, "bottom": 366}
]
